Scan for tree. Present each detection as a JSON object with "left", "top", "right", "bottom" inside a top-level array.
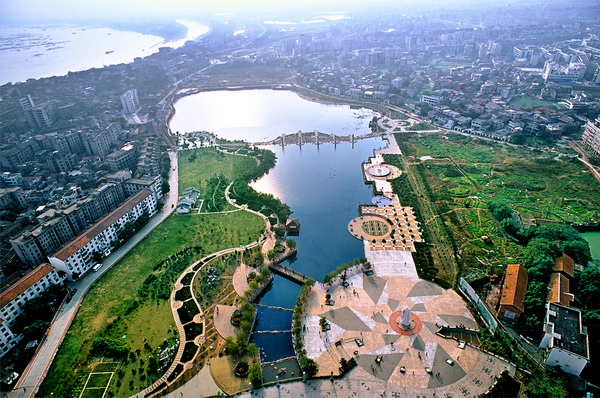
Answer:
[
  {"left": 510, "top": 132, "right": 526, "bottom": 145},
  {"left": 91, "top": 337, "right": 129, "bottom": 358},
  {"left": 273, "top": 226, "right": 286, "bottom": 238},
  {"left": 285, "top": 239, "right": 297, "bottom": 249},
  {"left": 22, "top": 320, "right": 51, "bottom": 341},
  {"left": 259, "top": 266, "right": 271, "bottom": 279},
  {"left": 161, "top": 181, "right": 170, "bottom": 195},
  {"left": 561, "top": 240, "right": 591, "bottom": 265},
  {"left": 301, "top": 357, "right": 319, "bottom": 376},
  {"left": 487, "top": 200, "right": 514, "bottom": 222},
  {"left": 246, "top": 343, "right": 259, "bottom": 358},
  {"left": 225, "top": 336, "right": 241, "bottom": 357},
  {"left": 525, "top": 367, "right": 568, "bottom": 398},
  {"left": 577, "top": 264, "right": 600, "bottom": 308},
  {"left": 249, "top": 362, "right": 262, "bottom": 388},
  {"left": 254, "top": 250, "right": 265, "bottom": 266}
]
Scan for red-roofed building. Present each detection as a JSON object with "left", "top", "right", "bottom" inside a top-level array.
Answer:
[
  {"left": 0, "top": 264, "right": 64, "bottom": 357},
  {"left": 553, "top": 253, "right": 575, "bottom": 279},
  {"left": 547, "top": 273, "right": 574, "bottom": 307},
  {"left": 497, "top": 264, "right": 528, "bottom": 323},
  {"left": 48, "top": 190, "right": 157, "bottom": 278}
]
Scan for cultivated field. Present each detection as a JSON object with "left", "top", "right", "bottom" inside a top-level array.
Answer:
[{"left": 388, "top": 132, "right": 600, "bottom": 281}]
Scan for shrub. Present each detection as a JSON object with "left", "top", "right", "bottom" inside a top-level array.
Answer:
[{"left": 91, "top": 337, "right": 129, "bottom": 359}]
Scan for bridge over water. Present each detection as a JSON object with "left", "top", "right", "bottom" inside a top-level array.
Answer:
[
  {"left": 251, "top": 130, "right": 385, "bottom": 147},
  {"left": 267, "top": 262, "right": 311, "bottom": 285}
]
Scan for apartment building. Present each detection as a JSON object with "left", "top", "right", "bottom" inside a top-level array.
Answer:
[
  {"left": 120, "top": 89, "right": 139, "bottom": 114},
  {"left": 48, "top": 190, "right": 157, "bottom": 278},
  {"left": 0, "top": 264, "right": 65, "bottom": 357},
  {"left": 10, "top": 183, "right": 127, "bottom": 266},
  {"left": 582, "top": 117, "right": 600, "bottom": 158},
  {"left": 539, "top": 303, "right": 589, "bottom": 376}
]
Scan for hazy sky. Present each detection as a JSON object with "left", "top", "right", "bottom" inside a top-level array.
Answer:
[{"left": 0, "top": 0, "right": 550, "bottom": 24}]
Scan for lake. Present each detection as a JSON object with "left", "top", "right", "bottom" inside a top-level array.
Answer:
[
  {"left": 581, "top": 232, "right": 600, "bottom": 262},
  {"left": 169, "top": 89, "right": 378, "bottom": 142},
  {"left": 171, "top": 89, "right": 383, "bottom": 361}
]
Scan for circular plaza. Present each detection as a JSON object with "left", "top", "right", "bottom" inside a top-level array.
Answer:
[
  {"left": 365, "top": 163, "right": 402, "bottom": 180},
  {"left": 347, "top": 214, "right": 393, "bottom": 241}
]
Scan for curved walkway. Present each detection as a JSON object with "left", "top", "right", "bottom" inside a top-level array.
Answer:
[{"left": 137, "top": 182, "right": 273, "bottom": 397}]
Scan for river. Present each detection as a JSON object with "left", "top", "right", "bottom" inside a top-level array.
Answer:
[
  {"left": 0, "top": 20, "right": 208, "bottom": 85},
  {"left": 171, "top": 89, "right": 383, "bottom": 361}
]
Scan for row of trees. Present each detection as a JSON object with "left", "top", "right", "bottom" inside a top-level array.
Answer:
[
  {"left": 322, "top": 258, "right": 367, "bottom": 285},
  {"left": 229, "top": 147, "right": 292, "bottom": 223},
  {"left": 291, "top": 279, "right": 319, "bottom": 376}
]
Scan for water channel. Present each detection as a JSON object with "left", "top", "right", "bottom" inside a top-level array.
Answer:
[{"left": 171, "top": 89, "right": 383, "bottom": 362}]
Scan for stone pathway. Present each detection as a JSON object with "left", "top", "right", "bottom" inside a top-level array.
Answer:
[
  {"left": 232, "top": 263, "right": 253, "bottom": 297},
  {"left": 214, "top": 305, "right": 241, "bottom": 339},
  {"left": 163, "top": 364, "right": 221, "bottom": 398}
]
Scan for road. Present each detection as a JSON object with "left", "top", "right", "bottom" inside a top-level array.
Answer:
[{"left": 8, "top": 151, "right": 179, "bottom": 398}]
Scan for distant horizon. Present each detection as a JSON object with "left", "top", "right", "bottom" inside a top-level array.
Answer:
[{"left": 2, "top": 0, "right": 594, "bottom": 25}]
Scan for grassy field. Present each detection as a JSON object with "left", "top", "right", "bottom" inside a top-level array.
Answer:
[
  {"left": 193, "top": 64, "right": 296, "bottom": 88},
  {"left": 509, "top": 96, "right": 558, "bottom": 110},
  {"left": 431, "top": 59, "right": 474, "bottom": 70},
  {"left": 178, "top": 148, "right": 257, "bottom": 194},
  {"left": 41, "top": 149, "right": 265, "bottom": 397},
  {"left": 389, "top": 132, "right": 600, "bottom": 280},
  {"left": 407, "top": 121, "right": 435, "bottom": 131}
]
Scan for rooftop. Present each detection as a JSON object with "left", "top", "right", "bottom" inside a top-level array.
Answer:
[
  {"left": 499, "top": 264, "right": 528, "bottom": 312},
  {"left": 0, "top": 264, "right": 56, "bottom": 309},
  {"left": 547, "top": 303, "right": 588, "bottom": 358},
  {"left": 547, "top": 273, "right": 573, "bottom": 307},
  {"left": 51, "top": 190, "right": 152, "bottom": 261},
  {"left": 553, "top": 253, "right": 575, "bottom": 278}
]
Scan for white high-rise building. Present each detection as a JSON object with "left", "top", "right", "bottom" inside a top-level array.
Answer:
[{"left": 120, "top": 89, "right": 139, "bottom": 114}]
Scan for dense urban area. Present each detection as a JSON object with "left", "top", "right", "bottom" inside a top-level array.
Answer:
[{"left": 1, "top": 1, "right": 600, "bottom": 397}]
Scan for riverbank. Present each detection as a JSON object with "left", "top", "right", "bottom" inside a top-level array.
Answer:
[{"left": 0, "top": 20, "right": 209, "bottom": 85}]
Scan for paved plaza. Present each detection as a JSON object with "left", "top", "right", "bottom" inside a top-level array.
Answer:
[{"left": 238, "top": 248, "right": 511, "bottom": 397}]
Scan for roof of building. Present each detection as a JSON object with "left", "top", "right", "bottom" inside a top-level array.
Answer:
[
  {"left": 0, "top": 264, "right": 56, "bottom": 309},
  {"left": 50, "top": 190, "right": 152, "bottom": 261},
  {"left": 499, "top": 264, "right": 528, "bottom": 313},
  {"left": 547, "top": 303, "right": 588, "bottom": 358},
  {"left": 547, "top": 273, "right": 573, "bottom": 307},
  {"left": 125, "top": 178, "right": 155, "bottom": 186},
  {"left": 286, "top": 218, "right": 301, "bottom": 229},
  {"left": 553, "top": 253, "right": 575, "bottom": 278}
]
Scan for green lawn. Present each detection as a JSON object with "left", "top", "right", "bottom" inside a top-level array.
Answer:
[
  {"left": 40, "top": 149, "right": 266, "bottom": 398},
  {"left": 432, "top": 59, "right": 473, "bottom": 70},
  {"left": 178, "top": 147, "right": 257, "bottom": 194},
  {"left": 509, "top": 96, "right": 558, "bottom": 110},
  {"left": 407, "top": 122, "right": 435, "bottom": 131},
  {"left": 80, "top": 389, "right": 107, "bottom": 398},
  {"left": 86, "top": 372, "right": 113, "bottom": 388}
]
